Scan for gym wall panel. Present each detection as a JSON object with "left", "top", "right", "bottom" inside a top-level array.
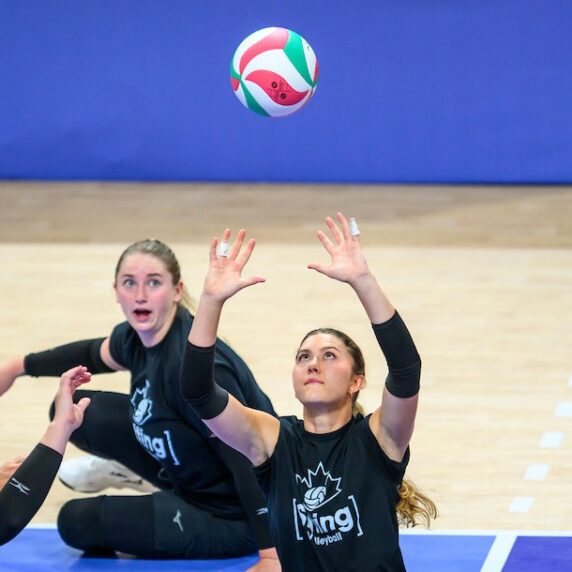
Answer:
[{"left": 0, "top": 1, "right": 570, "bottom": 183}]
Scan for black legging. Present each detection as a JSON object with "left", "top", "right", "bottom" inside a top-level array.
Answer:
[
  {"left": 52, "top": 390, "right": 257, "bottom": 559},
  {"left": 50, "top": 389, "right": 166, "bottom": 487}
]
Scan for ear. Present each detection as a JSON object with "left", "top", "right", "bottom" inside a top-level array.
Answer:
[
  {"left": 174, "top": 281, "right": 184, "bottom": 303},
  {"left": 113, "top": 282, "right": 119, "bottom": 303},
  {"left": 349, "top": 374, "right": 365, "bottom": 395}
]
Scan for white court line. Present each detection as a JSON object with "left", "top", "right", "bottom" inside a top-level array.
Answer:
[
  {"left": 539, "top": 432, "right": 564, "bottom": 448},
  {"left": 399, "top": 528, "right": 572, "bottom": 536},
  {"left": 524, "top": 464, "right": 549, "bottom": 480},
  {"left": 509, "top": 496, "right": 534, "bottom": 513},
  {"left": 554, "top": 401, "right": 572, "bottom": 417},
  {"left": 480, "top": 532, "right": 517, "bottom": 572}
]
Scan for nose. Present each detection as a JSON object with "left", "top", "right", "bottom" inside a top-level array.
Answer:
[
  {"left": 135, "top": 283, "right": 147, "bottom": 303},
  {"left": 307, "top": 356, "right": 320, "bottom": 372}
]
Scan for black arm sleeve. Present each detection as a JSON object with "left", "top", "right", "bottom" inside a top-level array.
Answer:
[
  {"left": 372, "top": 311, "right": 421, "bottom": 398},
  {"left": 211, "top": 439, "right": 274, "bottom": 550},
  {"left": 0, "top": 444, "right": 62, "bottom": 546},
  {"left": 24, "top": 338, "right": 114, "bottom": 377},
  {"left": 179, "top": 342, "right": 229, "bottom": 419}
]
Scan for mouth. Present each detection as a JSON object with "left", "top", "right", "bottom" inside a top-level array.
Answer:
[
  {"left": 305, "top": 378, "right": 323, "bottom": 385},
  {"left": 132, "top": 309, "right": 152, "bottom": 322}
]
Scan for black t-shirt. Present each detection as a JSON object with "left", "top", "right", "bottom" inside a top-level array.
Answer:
[
  {"left": 254, "top": 414, "right": 409, "bottom": 571},
  {"left": 109, "top": 308, "right": 275, "bottom": 518}
]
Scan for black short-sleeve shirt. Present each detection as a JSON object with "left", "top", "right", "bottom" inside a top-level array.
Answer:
[
  {"left": 108, "top": 308, "right": 275, "bottom": 517},
  {"left": 254, "top": 414, "right": 409, "bottom": 571}
]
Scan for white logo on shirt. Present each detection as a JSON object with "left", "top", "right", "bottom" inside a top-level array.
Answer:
[
  {"left": 130, "top": 380, "right": 181, "bottom": 466},
  {"left": 131, "top": 380, "right": 153, "bottom": 426},
  {"left": 293, "top": 463, "right": 363, "bottom": 545}
]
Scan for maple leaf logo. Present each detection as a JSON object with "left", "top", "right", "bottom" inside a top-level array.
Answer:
[
  {"left": 130, "top": 380, "right": 153, "bottom": 426},
  {"left": 296, "top": 462, "right": 342, "bottom": 510}
]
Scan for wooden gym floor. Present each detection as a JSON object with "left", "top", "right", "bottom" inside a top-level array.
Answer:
[{"left": 0, "top": 182, "right": 571, "bottom": 531}]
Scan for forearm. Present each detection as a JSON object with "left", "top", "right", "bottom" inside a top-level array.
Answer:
[
  {"left": 0, "top": 444, "right": 62, "bottom": 546},
  {"left": 188, "top": 293, "right": 224, "bottom": 348},
  {"left": 373, "top": 312, "right": 421, "bottom": 398},
  {"left": 180, "top": 342, "right": 229, "bottom": 420},
  {"left": 39, "top": 421, "right": 73, "bottom": 456},
  {"left": 24, "top": 338, "right": 115, "bottom": 377},
  {"left": 350, "top": 273, "right": 395, "bottom": 325},
  {"left": 0, "top": 357, "right": 25, "bottom": 397}
]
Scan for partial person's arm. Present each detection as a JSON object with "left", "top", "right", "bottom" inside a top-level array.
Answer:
[
  {"left": 0, "top": 366, "right": 91, "bottom": 546},
  {"left": 25, "top": 337, "right": 123, "bottom": 376},
  {"left": 180, "top": 231, "right": 281, "bottom": 570},
  {"left": 180, "top": 230, "right": 280, "bottom": 466},
  {"left": 0, "top": 444, "right": 63, "bottom": 546},
  {"left": 0, "top": 337, "right": 124, "bottom": 398},
  {"left": 307, "top": 212, "right": 419, "bottom": 462},
  {"left": 211, "top": 441, "right": 280, "bottom": 569}
]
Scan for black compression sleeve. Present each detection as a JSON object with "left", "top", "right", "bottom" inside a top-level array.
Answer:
[
  {"left": 24, "top": 338, "right": 114, "bottom": 377},
  {"left": 372, "top": 311, "right": 421, "bottom": 398},
  {"left": 179, "top": 342, "right": 229, "bottom": 419},
  {"left": 0, "top": 443, "right": 62, "bottom": 546},
  {"left": 212, "top": 440, "right": 274, "bottom": 550}
]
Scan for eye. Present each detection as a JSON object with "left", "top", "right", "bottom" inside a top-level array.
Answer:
[
  {"left": 324, "top": 351, "right": 337, "bottom": 359},
  {"left": 122, "top": 278, "right": 135, "bottom": 288},
  {"left": 296, "top": 352, "right": 309, "bottom": 363},
  {"left": 148, "top": 279, "right": 161, "bottom": 287}
]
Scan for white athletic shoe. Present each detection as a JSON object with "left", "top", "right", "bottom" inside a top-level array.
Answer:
[{"left": 58, "top": 455, "right": 158, "bottom": 493}]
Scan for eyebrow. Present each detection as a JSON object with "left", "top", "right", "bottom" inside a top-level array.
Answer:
[
  {"left": 297, "top": 345, "right": 341, "bottom": 355},
  {"left": 120, "top": 272, "right": 163, "bottom": 278}
]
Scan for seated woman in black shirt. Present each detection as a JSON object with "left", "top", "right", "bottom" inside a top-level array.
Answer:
[
  {"left": 181, "top": 212, "right": 437, "bottom": 571},
  {"left": 0, "top": 239, "right": 278, "bottom": 569}
]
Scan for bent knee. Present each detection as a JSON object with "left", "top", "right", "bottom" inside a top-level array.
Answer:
[{"left": 58, "top": 497, "right": 106, "bottom": 551}]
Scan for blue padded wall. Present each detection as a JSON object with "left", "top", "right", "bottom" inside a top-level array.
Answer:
[{"left": 0, "top": 1, "right": 570, "bottom": 183}]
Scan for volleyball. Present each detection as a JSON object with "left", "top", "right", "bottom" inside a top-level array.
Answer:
[
  {"left": 230, "top": 27, "right": 319, "bottom": 118},
  {"left": 304, "top": 486, "right": 327, "bottom": 510}
]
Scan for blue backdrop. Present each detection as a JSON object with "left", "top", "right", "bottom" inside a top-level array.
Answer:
[{"left": 0, "top": 1, "right": 571, "bottom": 183}]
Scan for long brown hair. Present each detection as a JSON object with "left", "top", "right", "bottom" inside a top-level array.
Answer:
[
  {"left": 299, "top": 327, "right": 438, "bottom": 528},
  {"left": 114, "top": 239, "right": 196, "bottom": 312}
]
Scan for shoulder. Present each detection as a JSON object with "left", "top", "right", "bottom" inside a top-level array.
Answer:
[
  {"left": 276, "top": 416, "right": 305, "bottom": 442},
  {"left": 108, "top": 321, "right": 140, "bottom": 365},
  {"left": 109, "top": 321, "right": 138, "bottom": 347}
]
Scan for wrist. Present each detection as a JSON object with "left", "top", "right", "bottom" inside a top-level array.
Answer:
[
  {"left": 10, "top": 356, "right": 26, "bottom": 377},
  {"left": 40, "top": 422, "right": 71, "bottom": 455}
]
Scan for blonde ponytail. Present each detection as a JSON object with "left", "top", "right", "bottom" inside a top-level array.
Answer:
[{"left": 396, "top": 478, "right": 438, "bottom": 528}]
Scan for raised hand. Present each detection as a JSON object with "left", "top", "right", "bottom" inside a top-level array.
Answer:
[
  {"left": 52, "top": 366, "right": 92, "bottom": 436},
  {"left": 307, "top": 212, "right": 370, "bottom": 286},
  {"left": 203, "top": 229, "right": 266, "bottom": 303}
]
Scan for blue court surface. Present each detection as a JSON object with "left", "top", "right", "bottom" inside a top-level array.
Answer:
[{"left": 1, "top": 527, "right": 571, "bottom": 571}]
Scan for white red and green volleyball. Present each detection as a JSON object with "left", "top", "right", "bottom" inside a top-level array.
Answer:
[{"left": 230, "top": 27, "right": 319, "bottom": 118}]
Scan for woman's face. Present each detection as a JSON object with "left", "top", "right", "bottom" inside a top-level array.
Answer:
[
  {"left": 292, "top": 332, "right": 363, "bottom": 409},
  {"left": 114, "top": 253, "right": 183, "bottom": 345}
]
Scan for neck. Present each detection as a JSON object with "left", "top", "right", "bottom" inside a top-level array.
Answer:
[
  {"left": 138, "top": 306, "right": 178, "bottom": 348},
  {"left": 302, "top": 404, "right": 353, "bottom": 434}
]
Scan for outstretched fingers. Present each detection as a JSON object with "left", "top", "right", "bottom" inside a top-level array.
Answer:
[{"left": 208, "top": 228, "right": 266, "bottom": 298}]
